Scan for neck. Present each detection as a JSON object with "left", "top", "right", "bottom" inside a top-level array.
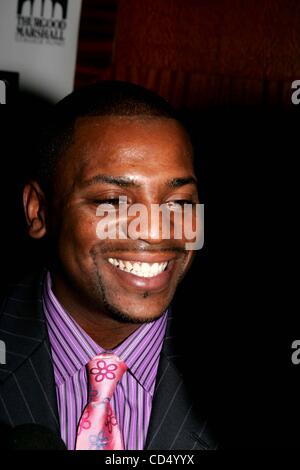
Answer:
[{"left": 50, "top": 273, "right": 141, "bottom": 349}]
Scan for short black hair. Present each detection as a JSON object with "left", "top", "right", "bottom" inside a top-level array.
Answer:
[{"left": 34, "top": 80, "right": 185, "bottom": 196}]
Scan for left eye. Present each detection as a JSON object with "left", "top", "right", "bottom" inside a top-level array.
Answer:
[{"left": 165, "top": 200, "right": 194, "bottom": 209}]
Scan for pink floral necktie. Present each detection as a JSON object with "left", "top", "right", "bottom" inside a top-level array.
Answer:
[{"left": 76, "top": 353, "right": 127, "bottom": 450}]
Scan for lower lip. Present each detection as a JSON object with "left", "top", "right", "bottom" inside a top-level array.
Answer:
[{"left": 107, "top": 260, "right": 176, "bottom": 292}]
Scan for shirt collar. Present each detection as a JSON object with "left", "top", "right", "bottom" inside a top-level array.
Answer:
[{"left": 43, "top": 272, "right": 168, "bottom": 394}]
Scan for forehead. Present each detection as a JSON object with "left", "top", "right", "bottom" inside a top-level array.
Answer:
[{"left": 58, "top": 115, "right": 194, "bottom": 185}]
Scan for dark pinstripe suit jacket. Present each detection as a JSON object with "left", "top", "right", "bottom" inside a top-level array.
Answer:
[{"left": 0, "top": 269, "right": 218, "bottom": 450}]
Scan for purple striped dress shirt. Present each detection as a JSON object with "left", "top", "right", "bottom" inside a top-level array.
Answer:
[{"left": 42, "top": 272, "right": 168, "bottom": 450}]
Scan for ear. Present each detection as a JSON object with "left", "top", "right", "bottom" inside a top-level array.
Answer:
[{"left": 23, "top": 181, "right": 47, "bottom": 239}]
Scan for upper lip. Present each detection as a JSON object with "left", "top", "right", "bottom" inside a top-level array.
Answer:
[{"left": 104, "top": 253, "right": 178, "bottom": 263}]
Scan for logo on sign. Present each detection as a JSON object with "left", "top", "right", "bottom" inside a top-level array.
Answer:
[{"left": 16, "top": 0, "right": 69, "bottom": 45}]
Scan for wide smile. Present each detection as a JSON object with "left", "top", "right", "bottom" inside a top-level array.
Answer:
[
  {"left": 105, "top": 255, "right": 178, "bottom": 292},
  {"left": 108, "top": 258, "right": 168, "bottom": 278}
]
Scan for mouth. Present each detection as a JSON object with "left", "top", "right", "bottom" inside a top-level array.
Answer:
[
  {"left": 108, "top": 258, "right": 169, "bottom": 278},
  {"left": 105, "top": 255, "right": 178, "bottom": 292}
]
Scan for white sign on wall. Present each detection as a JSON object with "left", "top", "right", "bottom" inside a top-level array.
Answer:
[
  {"left": 0, "top": 80, "right": 6, "bottom": 104},
  {"left": 0, "top": 0, "right": 82, "bottom": 102}
]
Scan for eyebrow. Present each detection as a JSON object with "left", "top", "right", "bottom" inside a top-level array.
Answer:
[
  {"left": 82, "top": 175, "right": 141, "bottom": 188},
  {"left": 82, "top": 174, "right": 197, "bottom": 189},
  {"left": 168, "top": 177, "right": 198, "bottom": 188}
]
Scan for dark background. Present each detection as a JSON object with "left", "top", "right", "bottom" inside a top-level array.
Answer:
[{"left": 1, "top": 0, "right": 299, "bottom": 447}]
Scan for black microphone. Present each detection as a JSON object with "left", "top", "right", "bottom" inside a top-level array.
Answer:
[{"left": 0, "top": 423, "right": 67, "bottom": 450}]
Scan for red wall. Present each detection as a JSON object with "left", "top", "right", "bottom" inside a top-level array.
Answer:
[{"left": 75, "top": 0, "right": 300, "bottom": 108}]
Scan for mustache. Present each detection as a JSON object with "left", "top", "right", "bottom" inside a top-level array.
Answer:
[{"left": 90, "top": 241, "right": 186, "bottom": 256}]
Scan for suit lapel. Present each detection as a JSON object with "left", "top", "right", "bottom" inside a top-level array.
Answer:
[
  {"left": 0, "top": 272, "right": 218, "bottom": 448},
  {"left": 145, "top": 314, "right": 218, "bottom": 450},
  {"left": 0, "top": 270, "right": 59, "bottom": 433}
]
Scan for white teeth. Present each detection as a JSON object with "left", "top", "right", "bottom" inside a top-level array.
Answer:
[
  {"left": 119, "top": 260, "right": 125, "bottom": 269},
  {"left": 151, "top": 263, "right": 159, "bottom": 275},
  {"left": 141, "top": 263, "right": 148, "bottom": 273},
  {"left": 124, "top": 261, "right": 133, "bottom": 271},
  {"left": 107, "top": 258, "right": 168, "bottom": 277}
]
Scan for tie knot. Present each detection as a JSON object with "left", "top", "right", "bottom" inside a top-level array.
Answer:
[{"left": 87, "top": 353, "right": 127, "bottom": 402}]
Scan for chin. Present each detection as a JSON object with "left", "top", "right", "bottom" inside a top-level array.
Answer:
[
  {"left": 103, "top": 299, "right": 168, "bottom": 325},
  {"left": 92, "top": 272, "right": 171, "bottom": 323}
]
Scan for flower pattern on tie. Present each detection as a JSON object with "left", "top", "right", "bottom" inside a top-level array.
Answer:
[
  {"left": 89, "top": 431, "right": 109, "bottom": 450},
  {"left": 75, "top": 353, "right": 127, "bottom": 450},
  {"left": 90, "top": 359, "right": 118, "bottom": 382},
  {"left": 77, "top": 409, "right": 91, "bottom": 435},
  {"left": 105, "top": 407, "right": 118, "bottom": 433}
]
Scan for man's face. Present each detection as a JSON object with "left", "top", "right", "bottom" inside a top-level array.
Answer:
[{"left": 47, "top": 116, "right": 199, "bottom": 323}]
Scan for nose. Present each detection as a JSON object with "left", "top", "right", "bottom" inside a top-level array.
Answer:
[{"left": 126, "top": 202, "right": 181, "bottom": 245}]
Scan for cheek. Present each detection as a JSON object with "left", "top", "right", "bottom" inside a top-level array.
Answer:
[
  {"left": 58, "top": 210, "right": 100, "bottom": 262},
  {"left": 177, "top": 251, "right": 195, "bottom": 280}
]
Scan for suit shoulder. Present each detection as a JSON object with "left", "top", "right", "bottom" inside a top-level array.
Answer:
[{"left": 0, "top": 269, "right": 46, "bottom": 315}]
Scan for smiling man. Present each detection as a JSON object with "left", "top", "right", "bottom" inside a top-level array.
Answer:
[{"left": 0, "top": 81, "right": 217, "bottom": 450}]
